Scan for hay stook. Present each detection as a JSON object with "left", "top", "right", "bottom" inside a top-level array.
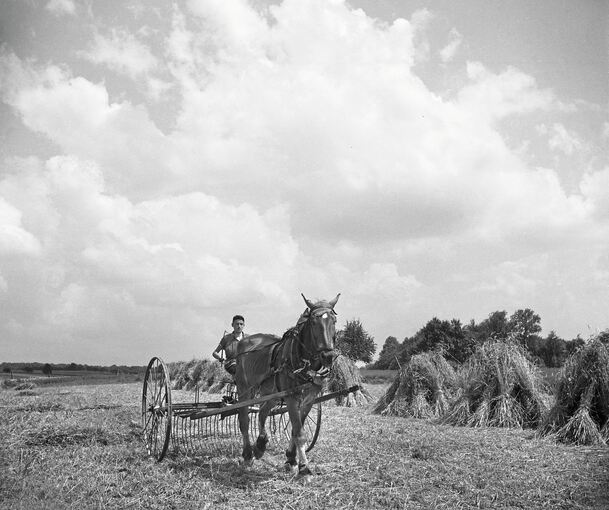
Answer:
[
  {"left": 539, "top": 338, "right": 609, "bottom": 445},
  {"left": 372, "top": 351, "right": 456, "bottom": 418},
  {"left": 441, "top": 339, "right": 547, "bottom": 429},
  {"left": 169, "top": 359, "right": 227, "bottom": 392},
  {"left": 327, "top": 355, "right": 373, "bottom": 406}
]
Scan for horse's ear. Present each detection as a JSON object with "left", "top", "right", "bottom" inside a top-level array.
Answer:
[
  {"left": 301, "top": 293, "right": 315, "bottom": 309},
  {"left": 329, "top": 293, "right": 340, "bottom": 309}
]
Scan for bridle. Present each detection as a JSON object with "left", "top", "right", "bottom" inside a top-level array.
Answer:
[
  {"left": 301, "top": 305, "right": 336, "bottom": 356},
  {"left": 280, "top": 305, "right": 337, "bottom": 382},
  {"left": 271, "top": 294, "right": 340, "bottom": 385}
]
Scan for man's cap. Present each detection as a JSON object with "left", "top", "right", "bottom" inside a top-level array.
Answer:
[{"left": 232, "top": 314, "right": 245, "bottom": 323}]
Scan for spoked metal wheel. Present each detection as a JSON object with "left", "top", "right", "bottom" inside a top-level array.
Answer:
[
  {"left": 279, "top": 401, "right": 322, "bottom": 452},
  {"left": 142, "top": 357, "right": 172, "bottom": 461}
]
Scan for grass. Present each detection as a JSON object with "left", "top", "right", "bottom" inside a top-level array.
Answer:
[
  {"left": 1, "top": 371, "right": 141, "bottom": 389},
  {"left": 1, "top": 382, "right": 608, "bottom": 509}
]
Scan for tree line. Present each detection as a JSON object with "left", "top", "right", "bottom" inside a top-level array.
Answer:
[
  {"left": 298, "top": 310, "right": 604, "bottom": 369},
  {"left": 370, "top": 309, "right": 607, "bottom": 370},
  {"left": 0, "top": 362, "right": 146, "bottom": 376}
]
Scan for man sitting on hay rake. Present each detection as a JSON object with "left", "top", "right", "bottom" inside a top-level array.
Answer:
[{"left": 212, "top": 314, "right": 247, "bottom": 376}]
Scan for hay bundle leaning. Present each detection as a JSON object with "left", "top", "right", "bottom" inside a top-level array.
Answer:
[
  {"left": 441, "top": 339, "right": 546, "bottom": 428},
  {"left": 169, "top": 359, "right": 227, "bottom": 392},
  {"left": 326, "top": 354, "right": 373, "bottom": 406},
  {"left": 539, "top": 338, "right": 609, "bottom": 445},
  {"left": 373, "top": 351, "right": 456, "bottom": 418}
]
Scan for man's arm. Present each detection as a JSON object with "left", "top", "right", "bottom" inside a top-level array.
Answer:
[{"left": 212, "top": 337, "right": 225, "bottom": 362}]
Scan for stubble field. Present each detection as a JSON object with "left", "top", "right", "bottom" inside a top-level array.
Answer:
[{"left": 1, "top": 381, "right": 608, "bottom": 509}]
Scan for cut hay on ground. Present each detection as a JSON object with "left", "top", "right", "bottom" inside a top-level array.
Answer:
[
  {"left": 326, "top": 355, "right": 372, "bottom": 406},
  {"left": 441, "top": 339, "right": 547, "bottom": 429},
  {"left": 372, "top": 351, "right": 456, "bottom": 418},
  {"left": 539, "top": 338, "right": 609, "bottom": 445},
  {"left": 169, "top": 359, "right": 228, "bottom": 392}
]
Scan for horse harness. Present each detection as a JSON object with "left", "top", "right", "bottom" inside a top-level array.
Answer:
[{"left": 271, "top": 305, "right": 337, "bottom": 386}]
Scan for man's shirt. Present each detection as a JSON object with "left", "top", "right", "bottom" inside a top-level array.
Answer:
[{"left": 219, "top": 332, "right": 246, "bottom": 360}]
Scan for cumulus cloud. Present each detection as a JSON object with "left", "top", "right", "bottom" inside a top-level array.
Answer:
[
  {"left": 458, "top": 62, "right": 558, "bottom": 121},
  {"left": 0, "top": 154, "right": 307, "bottom": 361},
  {"left": 472, "top": 259, "right": 540, "bottom": 298},
  {"left": 580, "top": 167, "right": 609, "bottom": 219},
  {"left": 439, "top": 28, "right": 462, "bottom": 63},
  {"left": 0, "top": 54, "right": 177, "bottom": 196},
  {"left": 79, "top": 29, "right": 158, "bottom": 79},
  {"left": 0, "top": 198, "right": 41, "bottom": 256},
  {"left": 0, "top": 0, "right": 607, "bottom": 362},
  {"left": 537, "top": 123, "right": 584, "bottom": 155},
  {"left": 45, "top": 0, "right": 75, "bottom": 16}
]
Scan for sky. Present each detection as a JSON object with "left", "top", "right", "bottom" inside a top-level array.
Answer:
[{"left": 0, "top": 0, "right": 607, "bottom": 365}]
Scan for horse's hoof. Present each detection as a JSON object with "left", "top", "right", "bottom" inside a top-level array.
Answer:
[
  {"left": 253, "top": 436, "right": 268, "bottom": 459},
  {"left": 241, "top": 458, "right": 254, "bottom": 468},
  {"left": 284, "top": 462, "right": 297, "bottom": 474},
  {"left": 242, "top": 444, "right": 254, "bottom": 461},
  {"left": 298, "top": 473, "right": 312, "bottom": 484},
  {"left": 298, "top": 464, "right": 312, "bottom": 476}
]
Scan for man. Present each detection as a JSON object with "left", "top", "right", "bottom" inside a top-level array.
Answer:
[{"left": 212, "top": 314, "right": 246, "bottom": 376}]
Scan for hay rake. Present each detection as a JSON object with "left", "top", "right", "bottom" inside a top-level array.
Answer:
[{"left": 142, "top": 357, "right": 358, "bottom": 461}]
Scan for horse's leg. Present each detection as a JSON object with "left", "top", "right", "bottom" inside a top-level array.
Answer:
[
  {"left": 284, "top": 398, "right": 299, "bottom": 472},
  {"left": 238, "top": 405, "right": 254, "bottom": 465},
  {"left": 284, "top": 437, "right": 297, "bottom": 473},
  {"left": 286, "top": 398, "right": 312, "bottom": 476},
  {"left": 297, "top": 400, "right": 315, "bottom": 475},
  {"left": 253, "top": 398, "right": 274, "bottom": 459},
  {"left": 237, "top": 381, "right": 254, "bottom": 464}
]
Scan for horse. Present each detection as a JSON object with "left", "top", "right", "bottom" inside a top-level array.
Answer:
[{"left": 234, "top": 293, "right": 340, "bottom": 475}]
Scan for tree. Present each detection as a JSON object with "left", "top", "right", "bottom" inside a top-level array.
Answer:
[
  {"left": 395, "top": 318, "right": 475, "bottom": 364},
  {"left": 509, "top": 309, "right": 542, "bottom": 346},
  {"left": 443, "top": 319, "right": 476, "bottom": 363},
  {"left": 597, "top": 329, "right": 609, "bottom": 345},
  {"left": 374, "top": 336, "right": 401, "bottom": 369},
  {"left": 525, "top": 334, "right": 545, "bottom": 364},
  {"left": 42, "top": 363, "right": 53, "bottom": 377},
  {"left": 479, "top": 311, "right": 511, "bottom": 341},
  {"left": 565, "top": 335, "right": 585, "bottom": 357},
  {"left": 465, "top": 311, "right": 511, "bottom": 344},
  {"left": 336, "top": 319, "right": 376, "bottom": 364},
  {"left": 417, "top": 317, "right": 450, "bottom": 353},
  {"left": 540, "top": 331, "right": 566, "bottom": 367},
  {"left": 397, "top": 335, "right": 423, "bottom": 365}
]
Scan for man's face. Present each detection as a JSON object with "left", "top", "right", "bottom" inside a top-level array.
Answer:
[{"left": 232, "top": 319, "right": 245, "bottom": 335}]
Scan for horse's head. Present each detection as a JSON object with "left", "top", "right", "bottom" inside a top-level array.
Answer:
[{"left": 300, "top": 293, "right": 340, "bottom": 369}]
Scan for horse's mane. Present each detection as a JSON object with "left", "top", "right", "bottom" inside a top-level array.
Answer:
[{"left": 282, "top": 326, "right": 299, "bottom": 340}]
